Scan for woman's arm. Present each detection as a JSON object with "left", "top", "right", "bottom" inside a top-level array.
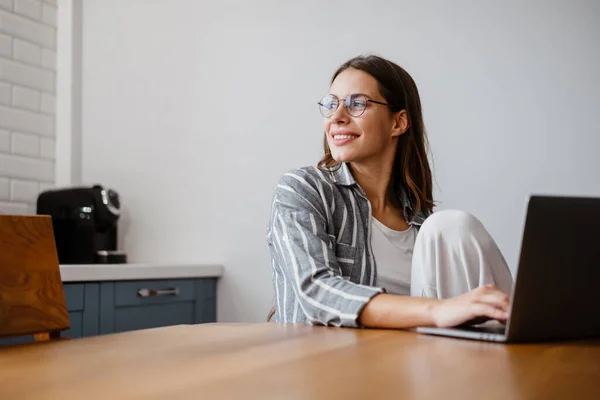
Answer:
[
  {"left": 357, "top": 294, "right": 438, "bottom": 328},
  {"left": 358, "top": 285, "right": 510, "bottom": 329},
  {"left": 268, "top": 170, "right": 383, "bottom": 327}
]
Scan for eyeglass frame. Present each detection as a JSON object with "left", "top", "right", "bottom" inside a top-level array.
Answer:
[{"left": 317, "top": 93, "right": 396, "bottom": 118}]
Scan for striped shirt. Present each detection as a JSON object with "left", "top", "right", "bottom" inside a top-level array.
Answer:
[{"left": 266, "top": 162, "right": 428, "bottom": 327}]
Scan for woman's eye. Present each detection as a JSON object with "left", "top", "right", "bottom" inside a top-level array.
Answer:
[{"left": 352, "top": 101, "right": 366, "bottom": 107}]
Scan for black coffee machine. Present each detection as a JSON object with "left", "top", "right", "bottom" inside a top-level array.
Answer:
[{"left": 37, "top": 185, "right": 127, "bottom": 264}]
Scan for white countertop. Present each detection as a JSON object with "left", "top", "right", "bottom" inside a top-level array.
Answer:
[{"left": 59, "top": 263, "right": 223, "bottom": 282}]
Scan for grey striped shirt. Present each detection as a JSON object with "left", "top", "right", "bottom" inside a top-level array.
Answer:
[{"left": 266, "top": 162, "right": 428, "bottom": 327}]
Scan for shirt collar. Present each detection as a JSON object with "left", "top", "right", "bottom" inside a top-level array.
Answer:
[
  {"left": 327, "top": 162, "right": 427, "bottom": 226},
  {"left": 328, "top": 162, "right": 356, "bottom": 186}
]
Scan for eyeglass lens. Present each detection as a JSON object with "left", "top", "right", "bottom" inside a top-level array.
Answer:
[{"left": 318, "top": 94, "right": 368, "bottom": 118}]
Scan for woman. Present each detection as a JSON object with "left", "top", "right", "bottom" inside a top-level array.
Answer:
[{"left": 266, "top": 55, "right": 513, "bottom": 328}]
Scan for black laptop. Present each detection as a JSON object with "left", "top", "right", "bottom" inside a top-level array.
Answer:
[{"left": 415, "top": 195, "right": 600, "bottom": 343}]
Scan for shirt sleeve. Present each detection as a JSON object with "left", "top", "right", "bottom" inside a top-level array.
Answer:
[{"left": 267, "top": 170, "right": 383, "bottom": 327}]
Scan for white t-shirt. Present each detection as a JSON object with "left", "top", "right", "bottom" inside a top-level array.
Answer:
[{"left": 371, "top": 217, "right": 417, "bottom": 295}]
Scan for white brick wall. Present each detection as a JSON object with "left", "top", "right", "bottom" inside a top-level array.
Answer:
[
  {"left": 14, "top": 0, "right": 42, "bottom": 21},
  {"left": 10, "top": 178, "right": 38, "bottom": 201},
  {"left": 0, "top": 176, "right": 8, "bottom": 198},
  {"left": 0, "top": 129, "right": 8, "bottom": 151},
  {"left": 39, "top": 135, "right": 53, "bottom": 159},
  {"left": 0, "top": 6, "right": 55, "bottom": 48},
  {"left": 0, "top": 33, "right": 10, "bottom": 56},
  {"left": 13, "top": 37, "right": 41, "bottom": 65},
  {"left": 40, "top": 90, "right": 52, "bottom": 113},
  {"left": 41, "top": 2, "right": 55, "bottom": 26},
  {"left": 0, "top": 1, "right": 12, "bottom": 12},
  {"left": 41, "top": 46, "right": 53, "bottom": 68},
  {"left": 0, "top": 0, "right": 56, "bottom": 215},
  {"left": 12, "top": 84, "right": 40, "bottom": 110},
  {"left": 0, "top": 80, "right": 8, "bottom": 103},
  {"left": 11, "top": 131, "right": 38, "bottom": 156}
]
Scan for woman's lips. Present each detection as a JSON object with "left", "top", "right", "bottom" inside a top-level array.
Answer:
[{"left": 331, "top": 132, "right": 359, "bottom": 146}]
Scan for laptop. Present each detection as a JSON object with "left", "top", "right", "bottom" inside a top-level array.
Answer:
[{"left": 414, "top": 195, "right": 600, "bottom": 343}]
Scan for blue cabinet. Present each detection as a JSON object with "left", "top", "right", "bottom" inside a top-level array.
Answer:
[
  {"left": 98, "top": 278, "right": 216, "bottom": 335},
  {"left": 62, "top": 283, "right": 100, "bottom": 338},
  {"left": 0, "top": 278, "right": 217, "bottom": 344}
]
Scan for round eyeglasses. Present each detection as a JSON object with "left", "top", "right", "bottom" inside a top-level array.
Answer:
[{"left": 317, "top": 93, "right": 392, "bottom": 118}]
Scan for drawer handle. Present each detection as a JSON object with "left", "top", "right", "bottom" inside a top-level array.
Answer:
[{"left": 137, "top": 288, "right": 180, "bottom": 297}]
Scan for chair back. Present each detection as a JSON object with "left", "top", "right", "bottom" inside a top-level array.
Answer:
[{"left": 0, "top": 215, "right": 69, "bottom": 340}]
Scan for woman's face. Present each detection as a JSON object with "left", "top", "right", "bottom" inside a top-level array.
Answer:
[{"left": 323, "top": 68, "right": 406, "bottom": 165}]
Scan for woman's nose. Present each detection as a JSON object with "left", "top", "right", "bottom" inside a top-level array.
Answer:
[{"left": 330, "top": 101, "right": 350, "bottom": 124}]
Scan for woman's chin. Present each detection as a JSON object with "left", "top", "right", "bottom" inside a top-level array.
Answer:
[{"left": 331, "top": 150, "right": 354, "bottom": 163}]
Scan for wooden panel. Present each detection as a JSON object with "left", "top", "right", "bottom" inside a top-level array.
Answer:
[
  {"left": 114, "top": 279, "right": 196, "bottom": 307},
  {"left": 113, "top": 303, "right": 194, "bottom": 333},
  {"left": 0, "top": 215, "right": 69, "bottom": 338},
  {"left": 0, "top": 324, "right": 599, "bottom": 399},
  {"left": 63, "top": 284, "right": 85, "bottom": 311}
]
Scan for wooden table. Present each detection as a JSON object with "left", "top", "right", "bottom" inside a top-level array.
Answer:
[{"left": 1, "top": 323, "right": 599, "bottom": 399}]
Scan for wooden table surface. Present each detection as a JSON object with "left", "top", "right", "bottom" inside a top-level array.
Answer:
[{"left": 1, "top": 323, "right": 599, "bottom": 400}]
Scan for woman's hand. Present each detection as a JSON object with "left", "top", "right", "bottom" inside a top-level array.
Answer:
[{"left": 431, "top": 284, "right": 510, "bottom": 328}]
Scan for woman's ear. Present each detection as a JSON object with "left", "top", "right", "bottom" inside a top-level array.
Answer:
[{"left": 391, "top": 110, "right": 409, "bottom": 138}]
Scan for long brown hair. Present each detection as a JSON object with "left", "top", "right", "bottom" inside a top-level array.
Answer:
[{"left": 318, "top": 55, "right": 434, "bottom": 215}]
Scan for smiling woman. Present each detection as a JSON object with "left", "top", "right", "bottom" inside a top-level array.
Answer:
[
  {"left": 266, "top": 55, "right": 513, "bottom": 329},
  {"left": 318, "top": 58, "right": 433, "bottom": 219}
]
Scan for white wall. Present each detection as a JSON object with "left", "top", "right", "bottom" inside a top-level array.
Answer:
[
  {"left": 55, "top": 0, "right": 83, "bottom": 187},
  {"left": 0, "top": 0, "right": 58, "bottom": 214},
  {"left": 80, "top": 0, "right": 600, "bottom": 322}
]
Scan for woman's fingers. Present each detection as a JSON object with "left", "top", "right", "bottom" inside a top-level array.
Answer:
[
  {"left": 432, "top": 285, "right": 512, "bottom": 328},
  {"left": 475, "top": 292, "right": 510, "bottom": 311},
  {"left": 472, "top": 303, "right": 509, "bottom": 321}
]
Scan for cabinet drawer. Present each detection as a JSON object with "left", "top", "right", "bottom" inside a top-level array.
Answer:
[
  {"left": 63, "top": 284, "right": 85, "bottom": 311},
  {"left": 114, "top": 279, "right": 196, "bottom": 307}
]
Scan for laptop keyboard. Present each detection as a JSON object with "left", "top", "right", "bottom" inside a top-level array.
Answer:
[{"left": 459, "top": 322, "right": 507, "bottom": 335}]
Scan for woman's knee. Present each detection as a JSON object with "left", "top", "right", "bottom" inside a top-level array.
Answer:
[{"left": 419, "top": 209, "right": 486, "bottom": 241}]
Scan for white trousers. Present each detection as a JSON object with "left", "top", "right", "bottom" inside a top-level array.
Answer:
[{"left": 410, "top": 210, "right": 514, "bottom": 298}]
